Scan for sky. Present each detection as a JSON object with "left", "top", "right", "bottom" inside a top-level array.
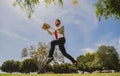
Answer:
[{"left": 0, "top": 0, "right": 120, "bottom": 65}]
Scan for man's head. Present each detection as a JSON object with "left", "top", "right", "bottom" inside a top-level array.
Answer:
[{"left": 55, "top": 19, "right": 61, "bottom": 27}]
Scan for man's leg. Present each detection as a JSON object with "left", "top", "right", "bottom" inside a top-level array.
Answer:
[
  {"left": 48, "top": 40, "right": 59, "bottom": 58},
  {"left": 59, "top": 44, "right": 77, "bottom": 70},
  {"left": 40, "top": 40, "right": 60, "bottom": 73},
  {"left": 58, "top": 44, "right": 76, "bottom": 63},
  {"left": 46, "top": 40, "right": 60, "bottom": 65}
]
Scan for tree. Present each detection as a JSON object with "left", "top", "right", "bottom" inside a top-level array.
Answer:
[
  {"left": 13, "top": 0, "right": 120, "bottom": 21},
  {"left": 77, "top": 55, "right": 86, "bottom": 71},
  {"left": 77, "top": 45, "right": 120, "bottom": 72},
  {"left": 0, "top": 66, "right": 1, "bottom": 70},
  {"left": 13, "top": 0, "right": 79, "bottom": 18},
  {"left": 20, "top": 58, "right": 38, "bottom": 73},
  {"left": 21, "top": 48, "right": 28, "bottom": 57},
  {"left": 1, "top": 60, "right": 21, "bottom": 73},
  {"left": 84, "top": 53, "right": 95, "bottom": 72},
  {"left": 21, "top": 42, "right": 64, "bottom": 73},
  {"left": 93, "top": 45, "right": 119, "bottom": 70},
  {"left": 77, "top": 53, "right": 95, "bottom": 72},
  {"left": 95, "top": 0, "right": 120, "bottom": 21}
]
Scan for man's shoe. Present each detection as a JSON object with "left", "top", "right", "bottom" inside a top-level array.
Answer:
[
  {"left": 38, "top": 57, "right": 54, "bottom": 73},
  {"left": 42, "top": 57, "right": 54, "bottom": 70},
  {"left": 46, "top": 57, "right": 54, "bottom": 64}
]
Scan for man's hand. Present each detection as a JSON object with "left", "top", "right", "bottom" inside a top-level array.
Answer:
[{"left": 41, "top": 23, "right": 51, "bottom": 30}]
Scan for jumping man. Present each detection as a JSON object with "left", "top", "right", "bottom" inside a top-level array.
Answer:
[{"left": 43, "top": 19, "right": 77, "bottom": 69}]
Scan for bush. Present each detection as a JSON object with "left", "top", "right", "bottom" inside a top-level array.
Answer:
[
  {"left": 20, "top": 58, "right": 38, "bottom": 73},
  {"left": 53, "top": 63, "right": 76, "bottom": 73},
  {"left": 45, "top": 64, "right": 53, "bottom": 72},
  {"left": 1, "top": 60, "right": 20, "bottom": 73}
]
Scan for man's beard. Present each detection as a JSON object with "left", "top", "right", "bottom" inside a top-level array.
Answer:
[{"left": 56, "top": 24, "right": 60, "bottom": 27}]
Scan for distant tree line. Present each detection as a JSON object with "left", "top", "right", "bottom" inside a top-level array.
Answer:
[
  {"left": 0, "top": 59, "right": 76, "bottom": 73},
  {"left": 77, "top": 45, "right": 120, "bottom": 72},
  {"left": 0, "top": 44, "right": 120, "bottom": 73}
]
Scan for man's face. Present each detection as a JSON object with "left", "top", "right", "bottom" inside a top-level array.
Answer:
[{"left": 55, "top": 20, "right": 60, "bottom": 27}]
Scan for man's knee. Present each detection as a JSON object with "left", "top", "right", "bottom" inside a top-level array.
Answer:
[
  {"left": 51, "top": 41, "right": 55, "bottom": 46},
  {"left": 51, "top": 41, "right": 54, "bottom": 45}
]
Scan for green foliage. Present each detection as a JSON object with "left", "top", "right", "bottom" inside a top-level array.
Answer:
[
  {"left": 1, "top": 60, "right": 20, "bottom": 73},
  {"left": 0, "top": 73, "right": 120, "bottom": 76},
  {"left": 77, "top": 45, "right": 120, "bottom": 72},
  {"left": 94, "top": 45, "right": 119, "bottom": 70},
  {"left": 13, "top": 0, "right": 34, "bottom": 18},
  {"left": 21, "top": 42, "right": 64, "bottom": 73},
  {"left": 58, "top": 0, "right": 63, "bottom": 5},
  {"left": 95, "top": 0, "right": 120, "bottom": 20},
  {"left": 1, "top": 59, "right": 38, "bottom": 73},
  {"left": 53, "top": 63, "right": 76, "bottom": 73},
  {"left": 77, "top": 53, "right": 95, "bottom": 72},
  {"left": 21, "top": 48, "right": 28, "bottom": 57},
  {"left": 13, "top": 0, "right": 63, "bottom": 18},
  {"left": 20, "top": 58, "right": 38, "bottom": 73},
  {"left": 21, "top": 43, "right": 49, "bottom": 72},
  {"left": 13, "top": 0, "right": 78, "bottom": 18},
  {"left": 45, "top": 64, "right": 53, "bottom": 72}
]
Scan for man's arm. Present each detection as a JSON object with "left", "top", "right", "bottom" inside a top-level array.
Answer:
[
  {"left": 46, "top": 30, "right": 53, "bottom": 35},
  {"left": 58, "top": 26, "right": 64, "bottom": 34}
]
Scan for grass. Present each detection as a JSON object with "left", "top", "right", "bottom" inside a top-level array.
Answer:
[{"left": 0, "top": 73, "right": 120, "bottom": 76}]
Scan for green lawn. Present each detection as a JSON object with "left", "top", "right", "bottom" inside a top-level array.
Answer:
[{"left": 0, "top": 73, "right": 120, "bottom": 76}]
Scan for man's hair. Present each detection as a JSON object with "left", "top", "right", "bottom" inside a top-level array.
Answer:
[{"left": 56, "top": 19, "right": 61, "bottom": 24}]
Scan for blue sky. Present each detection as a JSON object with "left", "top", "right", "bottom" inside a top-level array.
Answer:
[{"left": 0, "top": 0, "right": 120, "bottom": 65}]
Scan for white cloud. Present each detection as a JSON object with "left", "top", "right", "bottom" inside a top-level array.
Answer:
[
  {"left": 118, "top": 38, "right": 120, "bottom": 44},
  {"left": 0, "top": 0, "right": 99, "bottom": 65},
  {"left": 94, "top": 35, "right": 120, "bottom": 55},
  {"left": 117, "top": 38, "right": 120, "bottom": 54},
  {"left": 94, "top": 33, "right": 115, "bottom": 47},
  {"left": 80, "top": 47, "right": 96, "bottom": 54},
  {"left": 79, "top": 36, "right": 120, "bottom": 55}
]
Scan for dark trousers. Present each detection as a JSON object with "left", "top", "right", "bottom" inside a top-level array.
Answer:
[{"left": 48, "top": 37, "right": 76, "bottom": 63}]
